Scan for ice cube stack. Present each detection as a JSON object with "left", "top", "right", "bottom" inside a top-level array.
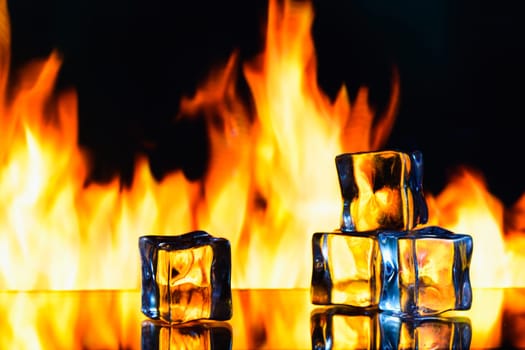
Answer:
[{"left": 311, "top": 150, "right": 473, "bottom": 317}]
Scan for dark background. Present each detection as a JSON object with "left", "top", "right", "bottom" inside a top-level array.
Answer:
[{"left": 6, "top": 0, "right": 525, "bottom": 207}]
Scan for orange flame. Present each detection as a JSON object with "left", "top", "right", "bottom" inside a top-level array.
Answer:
[
  {"left": 0, "top": 0, "right": 523, "bottom": 293},
  {"left": 0, "top": 0, "right": 397, "bottom": 291},
  {"left": 0, "top": 0, "right": 524, "bottom": 347}
]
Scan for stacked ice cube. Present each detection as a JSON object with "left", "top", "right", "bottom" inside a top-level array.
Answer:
[{"left": 310, "top": 150, "right": 473, "bottom": 316}]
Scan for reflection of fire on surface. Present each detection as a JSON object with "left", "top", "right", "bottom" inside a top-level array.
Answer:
[{"left": 0, "top": 0, "right": 524, "bottom": 347}]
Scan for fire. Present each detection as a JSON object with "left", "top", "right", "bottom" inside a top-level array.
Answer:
[
  {"left": 425, "top": 166, "right": 523, "bottom": 287},
  {"left": 0, "top": 0, "right": 523, "bottom": 292},
  {"left": 1, "top": 0, "right": 397, "bottom": 290},
  {"left": 1, "top": 0, "right": 524, "bottom": 347}
]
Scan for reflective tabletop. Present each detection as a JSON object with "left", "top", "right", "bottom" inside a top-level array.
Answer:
[{"left": 0, "top": 288, "right": 522, "bottom": 349}]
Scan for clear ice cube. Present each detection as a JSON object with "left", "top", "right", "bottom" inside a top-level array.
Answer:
[
  {"left": 311, "top": 231, "right": 381, "bottom": 308},
  {"left": 140, "top": 231, "right": 232, "bottom": 324},
  {"left": 335, "top": 150, "right": 428, "bottom": 232},
  {"left": 141, "top": 319, "right": 232, "bottom": 350},
  {"left": 379, "top": 313, "right": 472, "bottom": 349},
  {"left": 378, "top": 226, "right": 473, "bottom": 316},
  {"left": 311, "top": 307, "right": 377, "bottom": 350}
]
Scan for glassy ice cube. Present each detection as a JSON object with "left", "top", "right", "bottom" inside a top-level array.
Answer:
[
  {"left": 140, "top": 231, "right": 232, "bottom": 324},
  {"left": 141, "top": 319, "right": 232, "bottom": 350},
  {"left": 335, "top": 150, "right": 428, "bottom": 232},
  {"left": 311, "top": 307, "right": 377, "bottom": 350},
  {"left": 378, "top": 226, "right": 473, "bottom": 316},
  {"left": 311, "top": 231, "right": 381, "bottom": 308},
  {"left": 379, "top": 313, "right": 472, "bottom": 349}
]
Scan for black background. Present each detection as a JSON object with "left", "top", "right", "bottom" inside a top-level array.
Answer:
[{"left": 6, "top": 0, "right": 525, "bottom": 207}]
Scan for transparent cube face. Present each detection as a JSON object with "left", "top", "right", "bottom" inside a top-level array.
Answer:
[
  {"left": 335, "top": 150, "right": 428, "bottom": 232},
  {"left": 410, "top": 239, "right": 456, "bottom": 313},
  {"left": 379, "top": 226, "right": 473, "bottom": 316},
  {"left": 140, "top": 231, "right": 232, "bottom": 324},
  {"left": 311, "top": 232, "right": 381, "bottom": 308},
  {"left": 311, "top": 308, "right": 377, "bottom": 350},
  {"left": 379, "top": 314, "right": 472, "bottom": 350},
  {"left": 141, "top": 320, "right": 233, "bottom": 350},
  {"left": 157, "top": 245, "right": 213, "bottom": 323}
]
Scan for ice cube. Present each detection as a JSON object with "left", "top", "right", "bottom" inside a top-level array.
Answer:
[
  {"left": 379, "top": 313, "right": 471, "bottom": 349},
  {"left": 335, "top": 150, "right": 428, "bottom": 232},
  {"left": 141, "top": 319, "right": 232, "bottom": 350},
  {"left": 311, "top": 231, "right": 381, "bottom": 308},
  {"left": 311, "top": 307, "right": 378, "bottom": 350},
  {"left": 140, "top": 231, "right": 232, "bottom": 324},
  {"left": 378, "top": 226, "right": 473, "bottom": 316}
]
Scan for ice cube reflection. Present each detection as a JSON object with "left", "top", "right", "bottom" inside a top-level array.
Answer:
[
  {"left": 311, "top": 306, "right": 471, "bottom": 350},
  {"left": 0, "top": 289, "right": 518, "bottom": 348},
  {"left": 141, "top": 319, "right": 232, "bottom": 350}
]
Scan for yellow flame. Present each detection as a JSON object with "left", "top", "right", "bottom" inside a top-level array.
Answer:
[
  {"left": 0, "top": 0, "right": 522, "bottom": 293},
  {"left": 0, "top": 0, "right": 399, "bottom": 290},
  {"left": 0, "top": 0, "right": 524, "bottom": 347},
  {"left": 426, "top": 167, "right": 523, "bottom": 287},
  {"left": 1, "top": 0, "right": 524, "bottom": 348}
]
